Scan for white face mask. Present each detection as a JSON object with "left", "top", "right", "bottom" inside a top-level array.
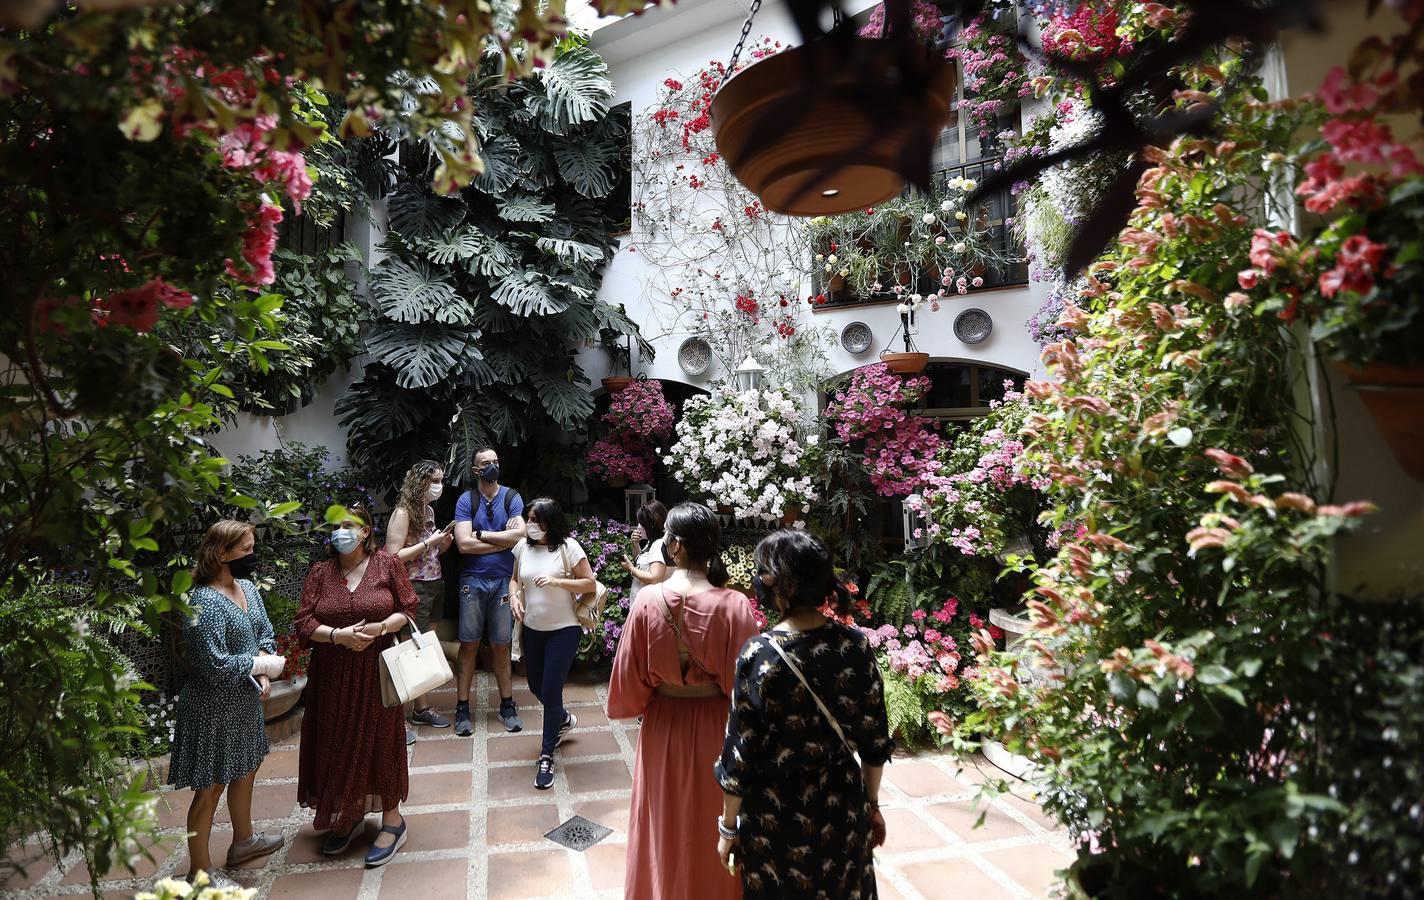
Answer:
[
  {"left": 427, "top": 482, "right": 444, "bottom": 501},
  {"left": 526, "top": 524, "right": 545, "bottom": 542}
]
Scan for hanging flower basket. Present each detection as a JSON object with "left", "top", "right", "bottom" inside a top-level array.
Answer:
[
  {"left": 880, "top": 351, "right": 929, "bottom": 374},
  {"left": 1335, "top": 361, "right": 1424, "bottom": 481},
  {"left": 602, "top": 376, "right": 634, "bottom": 393}
]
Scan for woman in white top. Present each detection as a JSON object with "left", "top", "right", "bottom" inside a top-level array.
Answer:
[
  {"left": 620, "top": 500, "right": 670, "bottom": 593},
  {"left": 509, "top": 498, "right": 597, "bottom": 790}
]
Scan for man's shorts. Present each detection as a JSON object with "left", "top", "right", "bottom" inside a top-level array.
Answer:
[
  {"left": 458, "top": 573, "right": 513, "bottom": 645},
  {"left": 411, "top": 579, "right": 442, "bottom": 633}
]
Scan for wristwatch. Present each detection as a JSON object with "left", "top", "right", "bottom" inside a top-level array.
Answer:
[{"left": 476, "top": 529, "right": 484, "bottom": 542}]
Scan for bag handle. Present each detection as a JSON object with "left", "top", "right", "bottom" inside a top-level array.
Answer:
[
  {"left": 766, "top": 634, "right": 857, "bottom": 761},
  {"left": 657, "top": 586, "right": 714, "bottom": 678}
]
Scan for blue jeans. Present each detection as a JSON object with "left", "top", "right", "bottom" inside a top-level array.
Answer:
[
  {"left": 458, "top": 573, "right": 513, "bottom": 645},
  {"left": 521, "top": 625, "right": 582, "bottom": 756}
]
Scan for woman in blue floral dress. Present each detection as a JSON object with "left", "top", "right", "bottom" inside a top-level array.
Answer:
[{"left": 168, "top": 520, "right": 287, "bottom": 886}]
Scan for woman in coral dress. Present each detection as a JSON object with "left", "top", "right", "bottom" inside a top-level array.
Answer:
[{"left": 608, "top": 502, "right": 759, "bottom": 900}]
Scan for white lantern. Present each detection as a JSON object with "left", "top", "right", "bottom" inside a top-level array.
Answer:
[
  {"left": 902, "top": 497, "right": 929, "bottom": 550},
  {"left": 624, "top": 484, "right": 657, "bottom": 525},
  {"left": 733, "top": 354, "right": 765, "bottom": 392}
]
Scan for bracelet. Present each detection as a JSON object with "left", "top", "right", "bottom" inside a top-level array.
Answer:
[{"left": 717, "top": 817, "right": 739, "bottom": 840}]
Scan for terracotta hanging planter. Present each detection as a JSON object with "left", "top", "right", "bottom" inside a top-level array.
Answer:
[
  {"left": 880, "top": 351, "right": 929, "bottom": 374},
  {"left": 711, "top": 38, "right": 956, "bottom": 216},
  {"left": 1335, "top": 360, "right": 1424, "bottom": 480},
  {"left": 781, "top": 503, "right": 802, "bottom": 525},
  {"left": 606, "top": 474, "right": 629, "bottom": 489},
  {"left": 828, "top": 273, "right": 846, "bottom": 295},
  {"left": 602, "top": 376, "right": 634, "bottom": 394}
]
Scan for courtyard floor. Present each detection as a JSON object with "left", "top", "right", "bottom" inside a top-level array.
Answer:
[{"left": 4, "top": 672, "right": 1076, "bottom": 900}]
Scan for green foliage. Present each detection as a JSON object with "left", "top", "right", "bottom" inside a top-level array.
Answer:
[
  {"left": 340, "top": 44, "right": 639, "bottom": 493},
  {"left": 866, "top": 552, "right": 949, "bottom": 625},
  {"left": 882, "top": 668, "right": 936, "bottom": 746},
  {"left": 0, "top": 585, "right": 156, "bottom": 884}
]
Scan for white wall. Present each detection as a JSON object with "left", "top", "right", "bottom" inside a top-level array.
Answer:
[{"left": 587, "top": 0, "right": 1050, "bottom": 397}]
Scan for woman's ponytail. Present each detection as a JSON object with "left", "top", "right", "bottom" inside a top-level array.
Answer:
[{"left": 707, "top": 550, "right": 728, "bottom": 588}]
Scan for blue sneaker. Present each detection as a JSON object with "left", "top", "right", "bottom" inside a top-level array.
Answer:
[
  {"left": 499, "top": 697, "right": 523, "bottom": 733},
  {"left": 364, "top": 818, "right": 407, "bottom": 868},
  {"left": 454, "top": 701, "right": 473, "bottom": 737},
  {"left": 535, "top": 755, "right": 555, "bottom": 790}
]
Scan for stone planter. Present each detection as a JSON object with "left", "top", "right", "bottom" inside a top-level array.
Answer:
[
  {"left": 263, "top": 675, "right": 306, "bottom": 722},
  {"left": 982, "top": 607, "right": 1038, "bottom": 780}
]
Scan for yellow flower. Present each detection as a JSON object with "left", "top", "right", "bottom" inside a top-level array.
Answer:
[{"left": 118, "top": 99, "right": 165, "bottom": 142}]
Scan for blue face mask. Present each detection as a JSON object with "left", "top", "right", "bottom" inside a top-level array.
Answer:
[{"left": 331, "top": 527, "right": 362, "bottom": 554}]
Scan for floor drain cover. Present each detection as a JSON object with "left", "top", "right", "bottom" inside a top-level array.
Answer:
[{"left": 545, "top": 815, "right": 613, "bottom": 852}]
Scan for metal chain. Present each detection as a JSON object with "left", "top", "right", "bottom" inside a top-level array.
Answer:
[{"left": 724, "top": 0, "right": 763, "bottom": 77}]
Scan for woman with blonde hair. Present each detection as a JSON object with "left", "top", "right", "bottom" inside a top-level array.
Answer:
[
  {"left": 385, "top": 459, "right": 455, "bottom": 740},
  {"left": 295, "top": 504, "right": 419, "bottom": 867},
  {"left": 169, "top": 519, "right": 287, "bottom": 888}
]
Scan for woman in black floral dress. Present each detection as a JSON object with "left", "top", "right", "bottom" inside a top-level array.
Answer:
[{"left": 715, "top": 529, "right": 894, "bottom": 899}]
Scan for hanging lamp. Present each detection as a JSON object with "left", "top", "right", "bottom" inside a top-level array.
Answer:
[{"left": 710, "top": 0, "right": 957, "bottom": 217}]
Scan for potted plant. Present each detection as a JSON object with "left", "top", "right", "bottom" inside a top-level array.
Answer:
[
  {"left": 264, "top": 632, "right": 310, "bottom": 721},
  {"left": 1237, "top": 32, "right": 1424, "bottom": 478},
  {"left": 598, "top": 326, "right": 635, "bottom": 393}
]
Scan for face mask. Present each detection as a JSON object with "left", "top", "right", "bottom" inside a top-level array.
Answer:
[
  {"left": 479, "top": 462, "right": 500, "bottom": 483},
  {"left": 331, "top": 528, "right": 362, "bottom": 554},
  {"left": 661, "top": 537, "right": 676, "bottom": 567},
  {"left": 526, "top": 524, "right": 546, "bottom": 542},
  {"left": 427, "top": 483, "right": 444, "bottom": 501},
  {"left": 753, "top": 574, "right": 777, "bottom": 609},
  {"left": 227, "top": 552, "right": 258, "bottom": 580},
  {"left": 635, "top": 525, "right": 647, "bottom": 541}
]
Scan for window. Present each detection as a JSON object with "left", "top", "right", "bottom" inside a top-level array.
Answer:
[
  {"left": 921, "top": 361, "right": 1027, "bottom": 421},
  {"left": 278, "top": 208, "right": 346, "bottom": 257}
]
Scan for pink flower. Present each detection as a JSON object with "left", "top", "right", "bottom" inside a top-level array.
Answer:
[{"left": 911, "top": 609, "right": 927, "bottom": 622}]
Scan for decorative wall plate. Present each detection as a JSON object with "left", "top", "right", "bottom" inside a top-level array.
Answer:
[
  {"left": 678, "top": 337, "right": 712, "bottom": 376},
  {"left": 840, "top": 321, "right": 874, "bottom": 354},
  {"left": 954, "top": 308, "right": 993, "bottom": 344}
]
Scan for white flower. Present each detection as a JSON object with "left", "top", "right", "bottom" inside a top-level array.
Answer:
[
  {"left": 921, "top": 213, "right": 936, "bottom": 224},
  {"left": 940, "top": 199, "right": 953, "bottom": 212},
  {"left": 953, "top": 242, "right": 966, "bottom": 253},
  {"left": 827, "top": 254, "right": 838, "bottom": 264},
  {"left": 955, "top": 211, "right": 967, "bottom": 221},
  {"left": 963, "top": 179, "right": 977, "bottom": 191}
]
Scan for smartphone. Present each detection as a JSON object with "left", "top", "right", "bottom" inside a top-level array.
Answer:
[{"left": 441, "top": 520, "right": 456, "bottom": 534}]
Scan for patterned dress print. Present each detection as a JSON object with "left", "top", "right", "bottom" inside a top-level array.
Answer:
[
  {"left": 168, "top": 580, "right": 276, "bottom": 791},
  {"left": 294, "top": 551, "right": 419, "bottom": 831},
  {"left": 716, "top": 621, "right": 895, "bottom": 900}
]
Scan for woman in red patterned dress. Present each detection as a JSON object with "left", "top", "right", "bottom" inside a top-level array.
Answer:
[{"left": 295, "top": 504, "right": 419, "bottom": 867}]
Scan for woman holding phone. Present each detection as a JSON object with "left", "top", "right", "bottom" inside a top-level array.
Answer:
[
  {"left": 619, "top": 500, "right": 670, "bottom": 593},
  {"left": 385, "top": 459, "right": 456, "bottom": 741}
]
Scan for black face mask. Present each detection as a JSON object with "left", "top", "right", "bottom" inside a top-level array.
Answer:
[
  {"left": 227, "top": 552, "right": 258, "bottom": 580},
  {"left": 479, "top": 462, "right": 500, "bottom": 483},
  {"left": 752, "top": 574, "right": 777, "bottom": 610}
]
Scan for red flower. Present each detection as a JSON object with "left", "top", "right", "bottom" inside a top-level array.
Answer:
[
  {"left": 1236, "top": 269, "right": 1261, "bottom": 290},
  {"left": 663, "top": 78, "right": 683, "bottom": 91},
  {"left": 1319, "top": 234, "right": 1388, "bottom": 298}
]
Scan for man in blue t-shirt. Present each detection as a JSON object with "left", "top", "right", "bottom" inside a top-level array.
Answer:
[{"left": 452, "top": 447, "right": 526, "bottom": 735}]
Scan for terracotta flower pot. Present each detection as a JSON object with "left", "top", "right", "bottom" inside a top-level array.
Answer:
[
  {"left": 828, "top": 273, "right": 846, "bottom": 295},
  {"left": 880, "top": 351, "right": 930, "bottom": 374},
  {"left": 780, "top": 503, "right": 802, "bottom": 525},
  {"left": 1335, "top": 360, "right": 1424, "bottom": 480},
  {"left": 606, "top": 474, "right": 629, "bottom": 488},
  {"left": 602, "top": 376, "right": 634, "bottom": 394}
]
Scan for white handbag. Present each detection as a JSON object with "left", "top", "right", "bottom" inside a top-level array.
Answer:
[{"left": 379, "top": 623, "right": 453, "bottom": 708}]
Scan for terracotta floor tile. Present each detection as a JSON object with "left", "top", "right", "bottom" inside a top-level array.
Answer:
[
  {"left": 486, "top": 686, "right": 540, "bottom": 708},
  {"left": 574, "top": 707, "right": 611, "bottom": 728},
  {"left": 487, "top": 764, "right": 539, "bottom": 800},
  {"left": 926, "top": 800, "right": 1031, "bottom": 843},
  {"left": 881, "top": 808, "right": 946, "bottom": 854},
  {"left": 486, "top": 849, "right": 575, "bottom": 899},
  {"left": 903, "top": 857, "right": 1016, "bottom": 900},
  {"left": 407, "top": 770, "right": 472, "bottom": 807},
  {"left": 268, "top": 867, "right": 365, "bottom": 900},
  {"left": 571, "top": 797, "right": 630, "bottom": 836},
  {"left": 981, "top": 845, "right": 1074, "bottom": 898},
  {"left": 61, "top": 836, "right": 175, "bottom": 884},
  {"left": 487, "top": 733, "right": 546, "bottom": 763},
  {"left": 0, "top": 842, "right": 55, "bottom": 890},
  {"left": 485, "top": 804, "right": 562, "bottom": 845},
  {"left": 379, "top": 856, "right": 468, "bottom": 900},
  {"left": 875, "top": 870, "right": 909, "bottom": 900},
  {"left": 1000, "top": 791, "right": 1064, "bottom": 831},
  {"left": 213, "top": 782, "right": 297, "bottom": 824},
  {"left": 585, "top": 840, "right": 627, "bottom": 892},
  {"left": 559, "top": 729, "right": 621, "bottom": 759},
  {"left": 562, "top": 682, "right": 603, "bottom": 703},
  {"left": 563, "top": 759, "right": 632, "bottom": 795},
  {"left": 412, "top": 737, "right": 476, "bottom": 768},
  {"left": 883, "top": 761, "right": 961, "bottom": 799},
  {"left": 259, "top": 749, "right": 301, "bottom": 780},
  {"left": 400, "top": 811, "right": 471, "bottom": 853},
  {"left": 154, "top": 791, "right": 191, "bottom": 829}
]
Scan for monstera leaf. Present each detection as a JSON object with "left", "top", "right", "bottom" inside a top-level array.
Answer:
[
  {"left": 370, "top": 257, "right": 473, "bottom": 324},
  {"left": 419, "top": 227, "right": 484, "bottom": 266},
  {"left": 446, "top": 401, "right": 496, "bottom": 482},
  {"left": 532, "top": 370, "right": 595, "bottom": 430},
  {"left": 492, "top": 271, "right": 569, "bottom": 316},
  {"left": 387, "top": 180, "right": 467, "bottom": 239},
  {"left": 337, "top": 366, "right": 438, "bottom": 443},
  {"left": 533, "top": 45, "right": 614, "bottom": 134},
  {"left": 472, "top": 134, "right": 525, "bottom": 195},
  {"left": 552, "top": 138, "right": 620, "bottom": 198},
  {"left": 597, "top": 302, "right": 656, "bottom": 360},
  {"left": 535, "top": 236, "right": 606, "bottom": 266},
  {"left": 365, "top": 323, "right": 480, "bottom": 389},
  {"left": 497, "top": 193, "right": 555, "bottom": 224},
  {"left": 466, "top": 234, "right": 518, "bottom": 279}
]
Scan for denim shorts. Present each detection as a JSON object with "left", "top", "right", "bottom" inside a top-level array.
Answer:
[{"left": 458, "top": 573, "right": 513, "bottom": 645}]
